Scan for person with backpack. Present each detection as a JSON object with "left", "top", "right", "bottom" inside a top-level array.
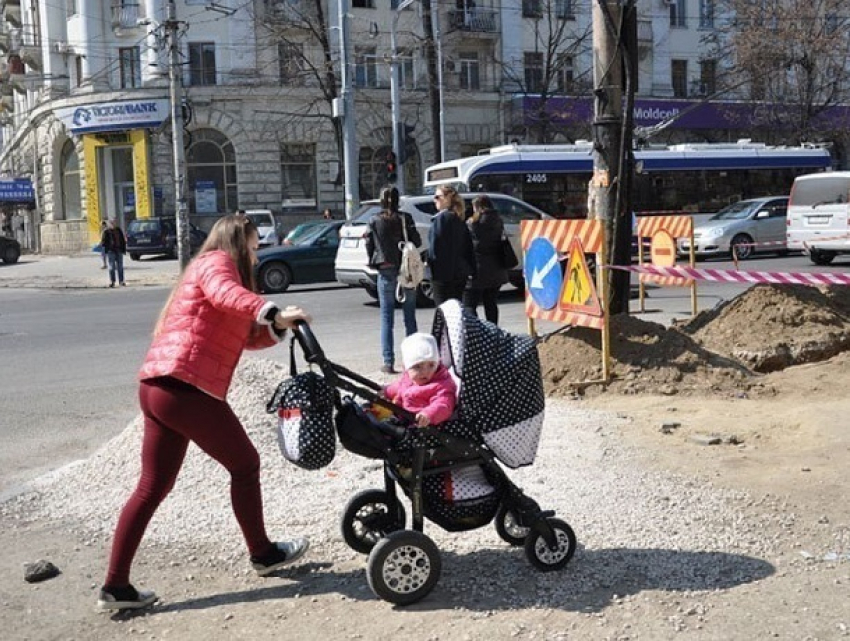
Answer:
[{"left": 365, "top": 187, "right": 422, "bottom": 374}]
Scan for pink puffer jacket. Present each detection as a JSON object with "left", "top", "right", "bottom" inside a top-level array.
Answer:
[
  {"left": 384, "top": 365, "right": 457, "bottom": 426},
  {"left": 139, "top": 250, "right": 281, "bottom": 400}
]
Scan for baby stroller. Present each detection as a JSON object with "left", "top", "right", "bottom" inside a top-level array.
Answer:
[{"left": 276, "top": 300, "right": 577, "bottom": 605}]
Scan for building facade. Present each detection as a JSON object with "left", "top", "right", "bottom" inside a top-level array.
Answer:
[{"left": 0, "top": 0, "right": 847, "bottom": 253}]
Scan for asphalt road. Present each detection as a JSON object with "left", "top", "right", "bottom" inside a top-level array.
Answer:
[{"left": 0, "top": 250, "right": 845, "bottom": 499}]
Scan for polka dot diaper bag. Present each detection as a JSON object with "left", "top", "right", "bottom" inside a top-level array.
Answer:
[{"left": 267, "top": 370, "right": 336, "bottom": 471}]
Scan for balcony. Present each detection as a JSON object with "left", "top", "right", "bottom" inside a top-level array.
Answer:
[
  {"left": 1, "top": 0, "right": 22, "bottom": 28},
  {"left": 264, "top": 0, "right": 316, "bottom": 23},
  {"left": 111, "top": 2, "right": 141, "bottom": 31},
  {"left": 447, "top": 8, "right": 499, "bottom": 36}
]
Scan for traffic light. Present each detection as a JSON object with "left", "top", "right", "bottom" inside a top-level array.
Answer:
[{"left": 386, "top": 151, "right": 398, "bottom": 183}]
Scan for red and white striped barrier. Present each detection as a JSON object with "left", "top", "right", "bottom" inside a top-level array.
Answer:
[{"left": 606, "top": 263, "right": 850, "bottom": 286}]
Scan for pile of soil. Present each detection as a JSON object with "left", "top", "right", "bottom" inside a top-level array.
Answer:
[{"left": 538, "top": 284, "right": 850, "bottom": 397}]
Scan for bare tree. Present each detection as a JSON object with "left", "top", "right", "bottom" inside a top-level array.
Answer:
[
  {"left": 496, "top": 0, "right": 592, "bottom": 144},
  {"left": 705, "top": 0, "right": 850, "bottom": 145}
]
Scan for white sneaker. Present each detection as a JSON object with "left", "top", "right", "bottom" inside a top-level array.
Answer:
[
  {"left": 251, "top": 537, "right": 310, "bottom": 576},
  {"left": 97, "top": 585, "right": 157, "bottom": 611}
]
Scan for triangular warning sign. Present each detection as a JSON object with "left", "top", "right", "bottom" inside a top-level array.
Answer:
[{"left": 559, "top": 237, "right": 602, "bottom": 316}]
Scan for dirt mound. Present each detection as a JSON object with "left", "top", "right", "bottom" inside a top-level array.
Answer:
[
  {"left": 681, "top": 284, "right": 850, "bottom": 372},
  {"left": 538, "top": 284, "right": 850, "bottom": 396}
]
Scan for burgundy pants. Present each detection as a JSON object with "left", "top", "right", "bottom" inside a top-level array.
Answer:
[{"left": 105, "top": 377, "right": 273, "bottom": 587}]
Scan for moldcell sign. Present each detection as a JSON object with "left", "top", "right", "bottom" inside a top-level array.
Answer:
[{"left": 56, "top": 98, "right": 170, "bottom": 134}]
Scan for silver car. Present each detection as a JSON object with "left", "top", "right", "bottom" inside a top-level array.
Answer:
[{"left": 677, "top": 196, "right": 789, "bottom": 260}]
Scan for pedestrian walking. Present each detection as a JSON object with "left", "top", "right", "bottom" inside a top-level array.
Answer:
[
  {"left": 365, "top": 187, "right": 422, "bottom": 373},
  {"left": 101, "top": 218, "right": 127, "bottom": 287},
  {"left": 463, "top": 195, "right": 508, "bottom": 324},
  {"left": 428, "top": 186, "right": 476, "bottom": 306},
  {"left": 98, "top": 214, "right": 312, "bottom": 612}
]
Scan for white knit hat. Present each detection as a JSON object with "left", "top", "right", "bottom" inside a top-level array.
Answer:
[{"left": 401, "top": 333, "right": 439, "bottom": 370}]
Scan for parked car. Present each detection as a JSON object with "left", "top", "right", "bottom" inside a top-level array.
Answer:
[
  {"left": 677, "top": 196, "right": 789, "bottom": 260},
  {"left": 255, "top": 221, "right": 344, "bottom": 293},
  {"left": 787, "top": 172, "right": 850, "bottom": 265},
  {"left": 244, "top": 209, "right": 278, "bottom": 247},
  {"left": 334, "top": 192, "right": 551, "bottom": 306},
  {"left": 280, "top": 220, "right": 327, "bottom": 246},
  {"left": 0, "top": 235, "right": 21, "bottom": 264},
  {"left": 126, "top": 217, "right": 208, "bottom": 261}
]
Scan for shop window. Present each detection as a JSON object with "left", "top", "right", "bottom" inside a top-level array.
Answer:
[
  {"left": 186, "top": 129, "right": 236, "bottom": 214},
  {"left": 280, "top": 143, "right": 316, "bottom": 207},
  {"left": 60, "top": 140, "right": 82, "bottom": 220}
]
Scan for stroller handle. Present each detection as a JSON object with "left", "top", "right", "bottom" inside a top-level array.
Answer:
[{"left": 292, "top": 320, "right": 325, "bottom": 364}]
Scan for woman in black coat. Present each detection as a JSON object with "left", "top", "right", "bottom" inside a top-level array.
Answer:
[
  {"left": 427, "top": 186, "right": 476, "bottom": 306},
  {"left": 463, "top": 195, "right": 508, "bottom": 324}
]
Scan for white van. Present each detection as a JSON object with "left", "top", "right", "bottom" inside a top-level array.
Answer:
[{"left": 787, "top": 172, "right": 850, "bottom": 265}]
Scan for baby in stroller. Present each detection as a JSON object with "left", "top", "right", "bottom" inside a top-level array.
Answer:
[
  {"left": 276, "top": 300, "right": 577, "bottom": 605},
  {"left": 382, "top": 332, "right": 456, "bottom": 428}
]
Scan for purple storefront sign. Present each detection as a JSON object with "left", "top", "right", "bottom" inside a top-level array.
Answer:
[{"left": 518, "top": 96, "right": 850, "bottom": 131}]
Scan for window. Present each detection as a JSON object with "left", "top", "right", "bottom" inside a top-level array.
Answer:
[
  {"left": 354, "top": 47, "right": 378, "bottom": 88},
  {"left": 671, "top": 59, "right": 688, "bottom": 98},
  {"left": 352, "top": 0, "right": 374, "bottom": 7},
  {"left": 522, "top": 0, "right": 541, "bottom": 18},
  {"left": 60, "top": 140, "right": 82, "bottom": 220},
  {"left": 555, "top": 0, "right": 574, "bottom": 20},
  {"left": 186, "top": 129, "right": 237, "bottom": 214},
  {"left": 524, "top": 52, "right": 543, "bottom": 93},
  {"left": 278, "top": 43, "right": 305, "bottom": 86},
  {"left": 119, "top": 47, "right": 141, "bottom": 89},
  {"left": 699, "top": 0, "right": 714, "bottom": 28},
  {"left": 670, "top": 0, "right": 686, "bottom": 28},
  {"left": 398, "top": 49, "right": 416, "bottom": 90},
  {"left": 459, "top": 52, "right": 480, "bottom": 91},
  {"left": 66, "top": 0, "right": 78, "bottom": 18},
  {"left": 188, "top": 42, "right": 216, "bottom": 86},
  {"left": 74, "top": 56, "right": 83, "bottom": 87},
  {"left": 556, "top": 54, "right": 574, "bottom": 93},
  {"left": 700, "top": 59, "right": 716, "bottom": 96},
  {"left": 281, "top": 143, "right": 316, "bottom": 206}
]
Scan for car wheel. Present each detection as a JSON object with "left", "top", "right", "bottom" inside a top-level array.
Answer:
[
  {"left": 2, "top": 243, "right": 21, "bottom": 264},
  {"left": 810, "top": 249, "right": 837, "bottom": 266},
  {"left": 730, "top": 234, "right": 754, "bottom": 260},
  {"left": 129, "top": 252, "right": 141, "bottom": 261},
  {"left": 259, "top": 262, "right": 292, "bottom": 293}
]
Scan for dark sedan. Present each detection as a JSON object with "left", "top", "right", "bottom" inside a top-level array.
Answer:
[{"left": 255, "top": 221, "right": 344, "bottom": 293}]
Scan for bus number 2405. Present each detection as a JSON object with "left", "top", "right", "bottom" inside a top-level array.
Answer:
[{"left": 525, "top": 173, "right": 548, "bottom": 184}]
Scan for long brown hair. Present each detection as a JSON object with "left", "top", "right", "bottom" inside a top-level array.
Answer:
[
  {"left": 154, "top": 215, "right": 258, "bottom": 335},
  {"left": 437, "top": 185, "right": 465, "bottom": 219}
]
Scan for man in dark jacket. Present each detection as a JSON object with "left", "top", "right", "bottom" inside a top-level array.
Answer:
[{"left": 101, "top": 218, "right": 127, "bottom": 287}]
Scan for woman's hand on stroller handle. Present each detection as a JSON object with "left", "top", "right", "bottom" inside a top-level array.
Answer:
[{"left": 274, "top": 305, "right": 311, "bottom": 330}]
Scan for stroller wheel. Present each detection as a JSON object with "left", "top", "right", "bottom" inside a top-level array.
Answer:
[
  {"left": 494, "top": 504, "right": 530, "bottom": 547},
  {"left": 341, "top": 489, "right": 407, "bottom": 555},
  {"left": 367, "top": 530, "right": 442, "bottom": 605},
  {"left": 524, "top": 518, "right": 577, "bottom": 572}
]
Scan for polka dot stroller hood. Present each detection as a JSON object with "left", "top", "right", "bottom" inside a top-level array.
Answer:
[{"left": 431, "top": 299, "right": 545, "bottom": 468}]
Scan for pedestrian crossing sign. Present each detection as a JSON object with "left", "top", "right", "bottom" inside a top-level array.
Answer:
[{"left": 559, "top": 237, "right": 601, "bottom": 316}]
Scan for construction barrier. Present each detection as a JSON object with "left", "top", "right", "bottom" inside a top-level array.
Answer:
[
  {"left": 635, "top": 214, "right": 697, "bottom": 314},
  {"left": 606, "top": 263, "right": 850, "bottom": 286}
]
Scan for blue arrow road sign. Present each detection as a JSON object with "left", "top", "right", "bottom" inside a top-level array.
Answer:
[{"left": 524, "top": 237, "right": 562, "bottom": 310}]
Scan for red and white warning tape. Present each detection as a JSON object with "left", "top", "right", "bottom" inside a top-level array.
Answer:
[{"left": 606, "top": 263, "right": 850, "bottom": 286}]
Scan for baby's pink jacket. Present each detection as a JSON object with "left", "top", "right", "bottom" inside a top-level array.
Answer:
[{"left": 384, "top": 364, "right": 457, "bottom": 425}]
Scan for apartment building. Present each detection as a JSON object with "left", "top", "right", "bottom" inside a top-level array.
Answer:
[{"left": 0, "top": 0, "right": 845, "bottom": 253}]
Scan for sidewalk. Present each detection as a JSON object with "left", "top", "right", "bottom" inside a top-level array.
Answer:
[{"left": 0, "top": 252, "right": 180, "bottom": 289}]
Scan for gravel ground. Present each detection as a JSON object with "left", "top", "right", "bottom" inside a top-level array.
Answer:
[{"left": 2, "top": 359, "right": 849, "bottom": 640}]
